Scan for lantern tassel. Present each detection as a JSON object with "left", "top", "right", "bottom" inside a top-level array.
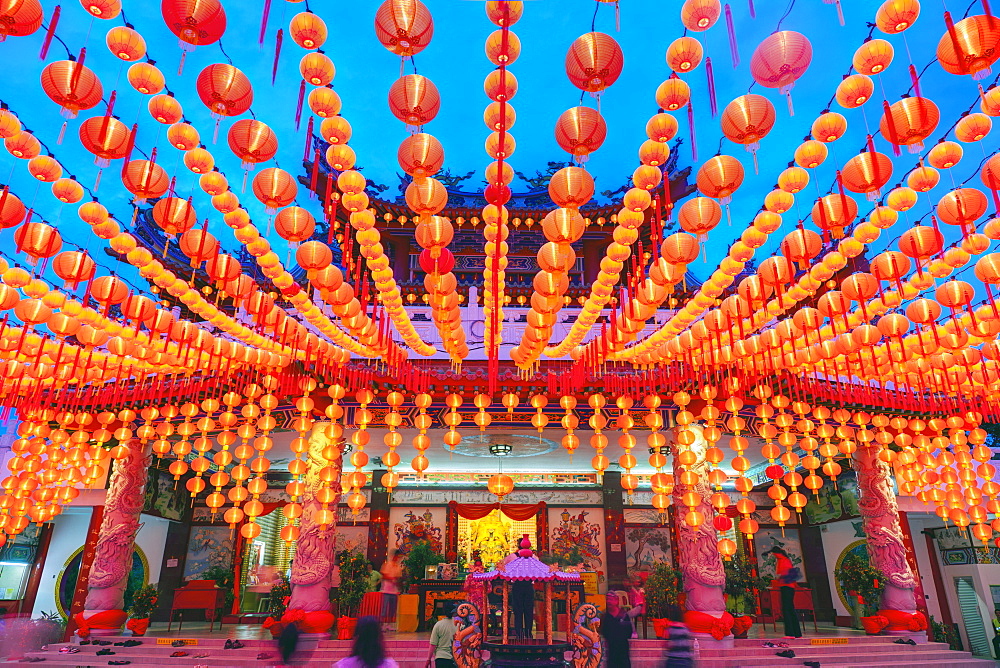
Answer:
[
  {"left": 272, "top": 28, "right": 283, "bottom": 85},
  {"left": 94, "top": 168, "right": 102, "bottom": 192},
  {"left": 294, "top": 80, "right": 306, "bottom": 131},
  {"left": 687, "top": 100, "right": 698, "bottom": 162},
  {"left": 748, "top": 0, "right": 755, "bottom": 18},
  {"left": 259, "top": 0, "right": 272, "bottom": 46},
  {"left": 706, "top": 57, "right": 717, "bottom": 117},
  {"left": 909, "top": 64, "right": 922, "bottom": 98},
  {"left": 724, "top": 4, "right": 740, "bottom": 68},
  {"left": 39, "top": 5, "right": 60, "bottom": 60},
  {"left": 177, "top": 49, "right": 186, "bottom": 76},
  {"left": 781, "top": 84, "right": 795, "bottom": 116},
  {"left": 57, "top": 121, "right": 67, "bottom": 144}
]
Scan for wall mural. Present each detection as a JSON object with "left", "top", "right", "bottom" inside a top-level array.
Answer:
[
  {"left": 754, "top": 528, "right": 805, "bottom": 582},
  {"left": 393, "top": 509, "right": 444, "bottom": 556},
  {"left": 183, "top": 526, "right": 235, "bottom": 581},
  {"left": 803, "top": 471, "right": 861, "bottom": 524},
  {"left": 142, "top": 468, "right": 188, "bottom": 522},
  {"left": 336, "top": 525, "right": 370, "bottom": 554},
  {"left": 624, "top": 526, "right": 672, "bottom": 574},
  {"left": 550, "top": 509, "right": 602, "bottom": 573}
]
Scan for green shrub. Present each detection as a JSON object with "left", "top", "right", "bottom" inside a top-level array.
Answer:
[
  {"left": 126, "top": 584, "right": 159, "bottom": 618},
  {"left": 644, "top": 562, "right": 683, "bottom": 619}
]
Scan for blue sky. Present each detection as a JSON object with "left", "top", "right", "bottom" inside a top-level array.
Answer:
[{"left": 1, "top": 0, "right": 996, "bottom": 298}]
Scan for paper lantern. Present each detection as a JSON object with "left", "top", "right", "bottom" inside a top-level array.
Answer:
[
  {"left": 812, "top": 193, "right": 858, "bottom": 238},
  {"left": 764, "top": 189, "right": 793, "bottom": 214},
  {"left": 721, "top": 94, "right": 775, "bottom": 157},
  {"left": 299, "top": 52, "right": 335, "bottom": 86},
  {"left": 162, "top": 0, "right": 226, "bottom": 48},
  {"left": 666, "top": 36, "right": 703, "bottom": 72},
  {"left": 78, "top": 115, "right": 130, "bottom": 169},
  {"left": 252, "top": 167, "right": 297, "bottom": 213},
  {"left": 228, "top": 119, "right": 278, "bottom": 170},
  {"left": 548, "top": 167, "right": 594, "bottom": 208},
  {"left": 487, "top": 473, "right": 514, "bottom": 500},
  {"left": 778, "top": 166, "right": 809, "bottom": 193},
  {"left": 106, "top": 26, "right": 146, "bottom": 61},
  {"left": 289, "top": 12, "right": 327, "bottom": 49},
  {"left": 308, "top": 87, "right": 342, "bottom": 118},
  {"left": 0, "top": 0, "right": 43, "bottom": 40},
  {"left": 678, "top": 197, "right": 722, "bottom": 240},
  {"left": 152, "top": 197, "right": 197, "bottom": 237},
  {"left": 27, "top": 155, "right": 61, "bottom": 182},
  {"left": 907, "top": 165, "right": 940, "bottom": 192},
  {"left": 483, "top": 69, "right": 517, "bottom": 102},
  {"left": 981, "top": 86, "right": 1000, "bottom": 116},
  {"left": 40, "top": 60, "right": 103, "bottom": 118},
  {"left": 841, "top": 151, "right": 893, "bottom": 200},
  {"left": 646, "top": 113, "right": 678, "bottom": 142},
  {"left": 750, "top": 30, "right": 811, "bottom": 113},
  {"left": 14, "top": 222, "right": 62, "bottom": 263},
  {"left": 167, "top": 122, "right": 199, "bottom": 151},
  {"left": 928, "top": 141, "right": 963, "bottom": 169},
  {"left": 0, "top": 189, "right": 26, "bottom": 229},
  {"left": 148, "top": 94, "right": 183, "bottom": 124},
  {"left": 486, "top": 0, "right": 521, "bottom": 27},
  {"left": 199, "top": 171, "right": 228, "bottom": 196},
  {"left": 697, "top": 155, "right": 744, "bottom": 203},
  {"left": 936, "top": 188, "right": 988, "bottom": 230},
  {"left": 326, "top": 144, "right": 356, "bottom": 171},
  {"left": 127, "top": 62, "right": 165, "bottom": 95},
  {"left": 122, "top": 160, "right": 169, "bottom": 203},
  {"left": 0, "top": 109, "right": 20, "bottom": 138},
  {"left": 295, "top": 240, "right": 332, "bottom": 277},
  {"left": 485, "top": 28, "right": 520, "bottom": 66},
  {"left": 196, "top": 63, "right": 253, "bottom": 117},
  {"left": 178, "top": 229, "right": 219, "bottom": 267},
  {"left": 886, "top": 186, "right": 918, "bottom": 212},
  {"left": 51, "top": 178, "right": 83, "bottom": 203},
  {"left": 876, "top": 0, "right": 920, "bottom": 34},
  {"left": 320, "top": 116, "right": 352, "bottom": 146},
  {"left": 406, "top": 178, "right": 448, "bottom": 215},
  {"left": 899, "top": 225, "right": 944, "bottom": 263},
  {"left": 206, "top": 254, "right": 241, "bottom": 286},
  {"left": 781, "top": 227, "right": 822, "bottom": 268},
  {"left": 541, "top": 209, "right": 586, "bottom": 243},
  {"left": 955, "top": 112, "right": 992, "bottom": 142},
  {"left": 880, "top": 96, "right": 939, "bottom": 151},
  {"left": 555, "top": 106, "right": 606, "bottom": 159},
  {"left": 274, "top": 207, "right": 315, "bottom": 244},
  {"left": 656, "top": 77, "right": 691, "bottom": 110},
  {"left": 565, "top": 32, "right": 624, "bottom": 93},
  {"left": 835, "top": 74, "right": 874, "bottom": 109},
  {"left": 374, "top": 0, "right": 433, "bottom": 57},
  {"left": 937, "top": 14, "right": 1000, "bottom": 80},
  {"left": 681, "top": 0, "right": 721, "bottom": 31},
  {"left": 388, "top": 74, "right": 440, "bottom": 125},
  {"left": 82, "top": 0, "right": 120, "bottom": 19},
  {"left": 484, "top": 100, "right": 516, "bottom": 132},
  {"left": 853, "top": 38, "right": 893, "bottom": 74},
  {"left": 638, "top": 140, "right": 670, "bottom": 166},
  {"left": 5, "top": 132, "right": 40, "bottom": 159},
  {"left": 397, "top": 133, "right": 443, "bottom": 177},
  {"left": 812, "top": 112, "right": 848, "bottom": 142},
  {"left": 661, "top": 232, "right": 700, "bottom": 264}
]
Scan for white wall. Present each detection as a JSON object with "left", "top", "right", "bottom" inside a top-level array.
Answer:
[
  {"left": 32, "top": 507, "right": 93, "bottom": 617},
  {"left": 819, "top": 519, "right": 866, "bottom": 617},
  {"left": 903, "top": 514, "right": 943, "bottom": 622},
  {"left": 135, "top": 514, "right": 172, "bottom": 587}
]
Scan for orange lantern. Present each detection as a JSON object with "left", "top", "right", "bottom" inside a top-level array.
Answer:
[
  {"left": 721, "top": 94, "right": 775, "bottom": 164},
  {"left": 178, "top": 229, "right": 219, "bottom": 268},
  {"left": 162, "top": 0, "right": 226, "bottom": 71},
  {"left": 646, "top": 113, "right": 678, "bottom": 142},
  {"left": 308, "top": 87, "right": 342, "bottom": 117},
  {"left": 0, "top": 189, "right": 26, "bottom": 229},
  {"left": 148, "top": 94, "right": 183, "bottom": 124},
  {"left": 565, "top": 32, "right": 624, "bottom": 93},
  {"left": 51, "top": 178, "right": 83, "bottom": 203},
  {"left": 812, "top": 112, "right": 848, "bottom": 142},
  {"left": 836, "top": 74, "right": 873, "bottom": 108},
  {"left": 936, "top": 188, "right": 988, "bottom": 232},
  {"left": 853, "top": 38, "right": 893, "bottom": 74},
  {"left": 937, "top": 14, "right": 1000, "bottom": 80},
  {"left": 840, "top": 151, "right": 893, "bottom": 201},
  {"left": 656, "top": 76, "right": 691, "bottom": 110},
  {"left": 555, "top": 106, "right": 607, "bottom": 160},
  {"left": 812, "top": 193, "right": 858, "bottom": 238},
  {"left": 876, "top": 0, "right": 920, "bottom": 34},
  {"left": 106, "top": 26, "right": 146, "bottom": 61},
  {"left": 228, "top": 119, "right": 278, "bottom": 171},
  {"left": 374, "top": 0, "right": 433, "bottom": 57},
  {"left": 696, "top": 155, "right": 744, "bottom": 204},
  {"left": 78, "top": 115, "right": 130, "bottom": 172},
  {"left": 6, "top": 132, "right": 40, "bottom": 159},
  {"left": 955, "top": 112, "right": 992, "bottom": 142},
  {"left": 122, "top": 160, "right": 169, "bottom": 203},
  {"left": 398, "top": 133, "right": 444, "bottom": 177},
  {"left": 928, "top": 141, "right": 963, "bottom": 169},
  {"left": 880, "top": 96, "right": 939, "bottom": 152},
  {"left": 681, "top": 0, "right": 721, "bottom": 31},
  {"left": 153, "top": 197, "right": 197, "bottom": 238},
  {"left": 485, "top": 29, "right": 520, "bottom": 66},
  {"left": 296, "top": 240, "right": 333, "bottom": 278},
  {"left": 40, "top": 60, "right": 103, "bottom": 118},
  {"left": 781, "top": 227, "right": 822, "bottom": 268},
  {"left": 27, "top": 155, "right": 61, "bottom": 182},
  {"left": 274, "top": 207, "right": 315, "bottom": 245},
  {"left": 388, "top": 74, "right": 440, "bottom": 126},
  {"left": 299, "top": 52, "right": 335, "bottom": 86},
  {"left": 750, "top": 32, "right": 813, "bottom": 110},
  {"left": 252, "top": 167, "right": 297, "bottom": 214},
  {"left": 14, "top": 222, "right": 62, "bottom": 264},
  {"left": 666, "top": 36, "right": 703, "bottom": 73},
  {"left": 289, "top": 12, "right": 327, "bottom": 49},
  {"left": 0, "top": 0, "right": 43, "bottom": 40},
  {"left": 127, "top": 62, "right": 165, "bottom": 95},
  {"left": 678, "top": 197, "right": 722, "bottom": 241},
  {"left": 196, "top": 63, "right": 253, "bottom": 118}
]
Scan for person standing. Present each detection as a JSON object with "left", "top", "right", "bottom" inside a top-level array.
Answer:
[
  {"left": 663, "top": 620, "right": 694, "bottom": 668},
  {"left": 380, "top": 551, "right": 404, "bottom": 632},
  {"left": 600, "top": 595, "right": 632, "bottom": 668},
  {"left": 771, "top": 546, "right": 802, "bottom": 639},
  {"left": 510, "top": 580, "right": 535, "bottom": 640},
  {"left": 334, "top": 616, "right": 399, "bottom": 668},
  {"left": 425, "top": 604, "right": 457, "bottom": 668}
]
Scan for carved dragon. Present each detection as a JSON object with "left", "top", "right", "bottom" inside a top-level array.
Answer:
[
  {"left": 570, "top": 603, "right": 603, "bottom": 668},
  {"left": 453, "top": 602, "right": 483, "bottom": 668}
]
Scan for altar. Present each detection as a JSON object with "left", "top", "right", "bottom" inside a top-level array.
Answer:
[{"left": 416, "top": 578, "right": 586, "bottom": 632}]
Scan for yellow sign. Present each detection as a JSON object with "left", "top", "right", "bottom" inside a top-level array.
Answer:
[
  {"left": 156, "top": 639, "right": 198, "bottom": 646},
  {"left": 581, "top": 572, "right": 599, "bottom": 596},
  {"left": 810, "top": 638, "right": 848, "bottom": 645}
]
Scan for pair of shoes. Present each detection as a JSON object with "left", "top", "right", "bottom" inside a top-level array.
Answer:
[
  {"left": 893, "top": 637, "right": 917, "bottom": 645},
  {"left": 804, "top": 662, "right": 821, "bottom": 668},
  {"left": 94, "top": 639, "right": 113, "bottom": 646},
  {"left": 58, "top": 647, "right": 80, "bottom": 654},
  {"left": 257, "top": 652, "right": 272, "bottom": 660},
  {"left": 776, "top": 649, "right": 796, "bottom": 658},
  {"left": 79, "top": 640, "right": 91, "bottom": 646},
  {"left": 18, "top": 658, "right": 44, "bottom": 663},
  {"left": 170, "top": 651, "right": 189, "bottom": 657},
  {"left": 96, "top": 648, "right": 115, "bottom": 656},
  {"left": 171, "top": 640, "right": 186, "bottom": 647},
  {"left": 108, "top": 661, "right": 132, "bottom": 665},
  {"left": 122, "top": 639, "right": 142, "bottom": 647},
  {"left": 224, "top": 639, "right": 245, "bottom": 649},
  {"left": 194, "top": 653, "right": 209, "bottom": 658}
]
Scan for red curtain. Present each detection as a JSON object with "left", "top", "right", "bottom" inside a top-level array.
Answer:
[{"left": 447, "top": 500, "right": 545, "bottom": 521}]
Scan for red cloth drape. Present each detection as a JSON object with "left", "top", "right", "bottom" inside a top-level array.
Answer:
[{"left": 448, "top": 500, "right": 545, "bottom": 521}]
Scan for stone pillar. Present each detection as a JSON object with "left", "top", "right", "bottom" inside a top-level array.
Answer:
[
  {"left": 853, "top": 443, "right": 927, "bottom": 640},
  {"left": 283, "top": 422, "right": 342, "bottom": 637},
  {"left": 76, "top": 439, "right": 150, "bottom": 637},
  {"left": 671, "top": 425, "right": 732, "bottom": 646}
]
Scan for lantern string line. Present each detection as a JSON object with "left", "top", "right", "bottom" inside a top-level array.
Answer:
[
  {"left": 38, "top": 22, "right": 73, "bottom": 60},
  {"left": 774, "top": 0, "right": 796, "bottom": 32}
]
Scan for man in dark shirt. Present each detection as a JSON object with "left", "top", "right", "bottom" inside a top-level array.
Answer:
[{"left": 600, "top": 595, "right": 632, "bottom": 668}]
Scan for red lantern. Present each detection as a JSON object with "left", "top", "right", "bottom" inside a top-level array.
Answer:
[
  {"left": 696, "top": 155, "right": 744, "bottom": 204},
  {"left": 937, "top": 14, "right": 1000, "bottom": 80},
  {"left": 721, "top": 94, "right": 775, "bottom": 165},
  {"left": 274, "top": 207, "right": 315, "bottom": 245},
  {"left": 14, "top": 222, "right": 62, "bottom": 264},
  {"left": 554, "top": 106, "right": 607, "bottom": 160},
  {"left": 840, "top": 151, "right": 893, "bottom": 201},
  {"left": 0, "top": 0, "right": 43, "bottom": 40},
  {"left": 565, "top": 32, "right": 624, "bottom": 93},
  {"left": 122, "top": 160, "right": 169, "bottom": 203},
  {"left": 106, "top": 25, "right": 145, "bottom": 61},
  {"left": 388, "top": 74, "right": 440, "bottom": 126},
  {"left": 811, "top": 193, "right": 858, "bottom": 239},
  {"left": 750, "top": 31, "right": 812, "bottom": 114},
  {"left": 162, "top": 0, "right": 226, "bottom": 69},
  {"left": 879, "top": 96, "right": 939, "bottom": 152},
  {"left": 228, "top": 119, "right": 278, "bottom": 171},
  {"left": 78, "top": 115, "right": 130, "bottom": 168},
  {"left": 0, "top": 189, "right": 26, "bottom": 229},
  {"left": 678, "top": 197, "right": 722, "bottom": 241},
  {"left": 289, "top": 12, "right": 327, "bottom": 50},
  {"left": 397, "top": 133, "right": 444, "bottom": 177},
  {"left": 178, "top": 229, "right": 219, "bottom": 268},
  {"left": 252, "top": 167, "right": 297, "bottom": 214},
  {"left": 152, "top": 197, "right": 197, "bottom": 238},
  {"left": 196, "top": 63, "right": 253, "bottom": 118},
  {"left": 374, "top": 0, "right": 433, "bottom": 57},
  {"left": 40, "top": 60, "right": 104, "bottom": 118}
]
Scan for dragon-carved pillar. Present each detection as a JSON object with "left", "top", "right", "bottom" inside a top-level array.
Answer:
[
  {"left": 283, "top": 421, "right": 342, "bottom": 637},
  {"left": 670, "top": 425, "right": 733, "bottom": 646},
  {"left": 852, "top": 444, "right": 927, "bottom": 639},
  {"left": 75, "top": 439, "right": 150, "bottom": 637}
]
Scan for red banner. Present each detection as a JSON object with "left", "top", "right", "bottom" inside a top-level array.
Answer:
[{"left": 447, "top": 500, "right": 545, "bottom": 522}]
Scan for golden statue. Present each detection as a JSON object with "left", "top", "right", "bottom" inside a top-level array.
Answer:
[{"left": 469, "top": 511, "right": 512, "bottom": 568}]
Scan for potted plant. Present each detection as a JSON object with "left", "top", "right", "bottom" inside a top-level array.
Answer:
[
  {"left": 835, "top": 550, "right": 886, "bottom": 630},
  {"left": 644, "top": 562, "right": 683, "bottom": 639},
  {"left": 723, "top": 555, "right": 766, "bottom": 637},
  {"left": 263, "top": 576, "right": 290, "bottom": 638},
  {"left": 125, "top": 585, "right": 158, "bottom": 636},
  {"left": 402, "top": 540, "right": 444, "bottom": 591},
  {"left": 336, "top": 550, "right": 371, "bottom": 639},
  {"left": 202, "top": 565, "right": 236, "bottom": 614}
]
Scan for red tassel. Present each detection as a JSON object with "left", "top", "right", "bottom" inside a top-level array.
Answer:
[
  {"left": 294, "top": 80, "right": 306, "bottom": 131},
  {"left": 39, "top": 5, "right": 60, "bottom": 60},
  {"left": 908, "top": 63, "right": 922, "bottom": 98},
  {"left": 272, "top": 28, "right": 283, "bottom": 85},
  {"left": 985, "top": 0, "right": 996, "bottom": 28},
  {"left": 259, "top": 0, "right": 272, "bottom": 45},
  {"left": 748, "top": 0, "right": 755, "bottom": 18},
  {"left": 706, "top": 57, "right": 717, "bottom": 117},
  {"left": 303, "top": 115, "right": 314, "bottom": 162},
  {"left": 882, "top": 100, "right": 901, "bottom": 156},
  {"left": 310, "top": 148, "right": 321, "bottom": 197},
  {"left": 687, "top": 99, "right": 698, "bottom": 162},
  {"left": 944, "top": 13, "right": 967, "bottom": 75},
  {"left": 71, "top": 47, "right": 86, "bottom": 89},
  {"left": 124, "top": 123, "right": 138, "bottom": 166},
  {"left": 724, "top": 4, "right": 740, "bottom": 68},
  {"left": 865, "top": 134, "right": 876, "bottom": 155}
]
